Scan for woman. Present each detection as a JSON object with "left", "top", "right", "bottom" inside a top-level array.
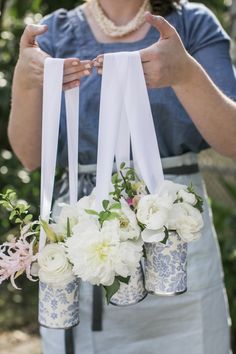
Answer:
[{"left": 8, "top": 0, "right": 236, "bottom": 353}]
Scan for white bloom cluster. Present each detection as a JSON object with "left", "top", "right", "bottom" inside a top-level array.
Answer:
[
  {"left": 137, "top": 180, "right": 204, "bottom": 243},
  {"left": 37, "top": 178, "right": 204, "bottom": 288},
  {"left": 64, "top": 196, "right": 143, "bottom": 286},
  {"left": 66, "top": 216, "right": 143, "bottom": 286}
]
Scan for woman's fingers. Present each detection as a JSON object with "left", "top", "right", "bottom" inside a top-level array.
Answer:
[
  {"left": 63, "top": 80, "right": 80, "bottom": 91},
  {"left": 63, "top": 58, "right": 93, "bottom": 89},
  {"left": 93, "top": 55, "right": 104, "bottom": 74},
  {"left": 20, "top": 24, "right": 48, "bottom": 49},
  {"left": 63, "top": 69, "right": 91, "bottom": 84},
  {"left": 64, "top": 58, "right": 92, "bottom": 74}
]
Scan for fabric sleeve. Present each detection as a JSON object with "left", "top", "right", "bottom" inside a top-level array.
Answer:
[
  {"left": 183, "top": 3, "right": 236, "bottom": 100},
  {"left": 36, "top": 9, "right": 69, "bottom": 58}
]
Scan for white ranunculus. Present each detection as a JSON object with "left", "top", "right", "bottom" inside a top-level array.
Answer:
[
  {"left": 177, "top": 189, "right": 197, "bottom": 206},
  {"left": 117, "top": 199, "right": 141, "bottom": 241},
  {"left": 66, "top": 220, "right": 142, "bottom": 286},
  {"left": 168, "top": 202, "right": 204, "bottom": 242},
  {"left": 38, "top": 244, "right": 74, "bottom": 286},
  {"left": 141, "top": 228, "right": 166, "bottom": 243},
  {"left": 136, "top": 194, "right": 173, "bottom": 230}
]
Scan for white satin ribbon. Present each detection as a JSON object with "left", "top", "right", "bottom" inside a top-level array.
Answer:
[
  {"left": 65, "top": 88, "right": 79, "bottom": 205},
  {"left": 40, "top": 58, "right": 79, "bottom": 251},
  {"left": 95, "top": 54, "right": 125, "bottom": 211},
  {"left": 96, "top": 52, "right": 164, "bottom": 211}
]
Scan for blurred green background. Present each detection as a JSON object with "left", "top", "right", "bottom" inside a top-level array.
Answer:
[{"left": 0, "top": 0, "right": 236, "bottom": 352}]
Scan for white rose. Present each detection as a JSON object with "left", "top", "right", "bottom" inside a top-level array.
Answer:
[
  {"left": 137, "top": 194, "right": 173, "bottom": 230},
  {"left": 76, "top": 193, "right": 95, "bottom": 210},
  {"left": 117, "top": 199, "right": 141, "bottom": 241},
  {"left": 38, "top": 244, "right": 74, "bottom": 286},
  {"left": 177, "top": 189, "right": 197, "bottom": 205},
  {"left": 53, "top": 194, "right": 96, "bottom": 237},
  {"left": 141, "top": 228, "right": 166, "bottom": 243},
  {"left": 158, "top": 180, "right": 187, "bottom": 203},
  {"left": 168, "top": 202, "right": 204, "bottom": 242}
]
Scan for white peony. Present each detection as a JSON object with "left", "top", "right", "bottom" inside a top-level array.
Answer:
[
  {"left": 66, "top": 220, "right": 142, "bottom": 286},
  {"left": 38, "top": 244, "right": 74, "bottom": 286},
  {"left": 115, "top": 239, "right": 143, "bottom": 277},
  {"left": 177, "top": 189, "right": 197, "bottom": 206},
  {"left": 136, "top": 194, "right": 173, "bottom": 230},
  {"left": 168, "top": 202, "right": 204, "bottom": 242}
]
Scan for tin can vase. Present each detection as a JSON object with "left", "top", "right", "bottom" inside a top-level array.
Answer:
[
  {"left": 38, "top": 277, "right": 80, "bottom": 329},
  {"left": 110, "top": 263, "right": 147, "bottom": 306},
  {"left": 144, "top": 232, "right": 187, "bottom": 295}
]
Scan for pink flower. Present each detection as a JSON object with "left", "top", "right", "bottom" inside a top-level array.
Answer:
[
  {"left": 126, "top": 196, "right": 141, "bottom": 208},
  {"left": 0, "top": 224, "right": 38, "bottom": 289},
  {"left": 126, "top": 198, "right": 134, "bottom": 206}
]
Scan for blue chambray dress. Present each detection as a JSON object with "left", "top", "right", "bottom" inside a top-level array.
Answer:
[{"left": 37, "top": 1, "right": 236, "bottom": 353}]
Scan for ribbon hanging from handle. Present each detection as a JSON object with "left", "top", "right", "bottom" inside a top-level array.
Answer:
[
  {"left": 40, "top": 58, "right": 79, "bottom": 251},
  {"left": 95, "top": 52, "right": 164, "bottom": 211}
]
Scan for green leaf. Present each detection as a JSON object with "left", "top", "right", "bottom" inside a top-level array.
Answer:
[
  {"left": 67, "top": 217, "right": 71, "bottom": 238},
  {"left": 85, "top": 209, "right": 99, "bottom": 216},
  {"left": 23, "top": 214, "right": 33, "bottom": 223},
  {"left": 9, "top": 210, "right": 17, "bottom": 220},
  {"left": 112, "top": 173, "right": 119, "bottom": 184},
  {"left": 109, "top": 202, "right": 121, "bottom": 210},
  {"left": 120, "top": 162, "right": 126, "bottom": 169},
  {"left": 116, "top": 275, "right": 130, "bottom": 285},
  {"left": 0, "top": 201, "right": 11, "bottom": 209},
  {"left": 15, "top": 218, "right": 22, "bottom": 224},
  {"left": 103, "top": 278, "right": 120, "bottom": 304},
  {"left": 160, "top": 227, "right": 169, "bottom": 245},
  {"left": 107, "top": 212, "right": 120, "bottom": 219},
  {"left": 41, "top": 220, "right": 57, "bottom": 242},
  {"left": 102, "top": 200, "right": 110, "bottom": 210}
]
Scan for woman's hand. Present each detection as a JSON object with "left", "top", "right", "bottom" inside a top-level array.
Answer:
[
  {"left": 16, "top": 24, "right": 93, "bottom": 91},
  {"left": 140, "top": 13, "right": 194, "bottom": 89},
  {"left": 93, "top": 13, "right": 195, "bottom": 89}
]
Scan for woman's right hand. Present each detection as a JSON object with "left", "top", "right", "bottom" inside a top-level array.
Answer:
[{"left": 16, "top": 24, "right": 93, "bottom": 91}]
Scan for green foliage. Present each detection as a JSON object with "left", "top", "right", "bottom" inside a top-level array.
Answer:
[
  {"left": 85, "top": 199, "right": 121, "bottom": 226},
  {"left": 103, "top": 275, "right": 130, "bottom": 304},
  {"left": 103, "top": 278, "right": 121, "bottom": 304},
  {"left": 211, "top": 181, "right": 236, "bottom": 348},
  {"left": 110, "top": 163, "right": 143, "bottom": 202},
  {"left": 187, "top": 183, "right": 204, "bottom": 212},
  {"left": 0, "top": 189, "right": 34, "bottom": 229}
]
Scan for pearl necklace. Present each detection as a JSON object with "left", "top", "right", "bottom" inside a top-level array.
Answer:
[{"left": 87, "top": 0, "right": 152, "bottom": 38}]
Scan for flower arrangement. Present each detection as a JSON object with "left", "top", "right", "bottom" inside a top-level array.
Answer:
[{"left": 0, "top": 164, "right": 204, "bottom": 304}]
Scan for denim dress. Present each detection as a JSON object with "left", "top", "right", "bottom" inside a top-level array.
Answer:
[{"left": 37, "top": 2, "right": 236, "bottom": 353}]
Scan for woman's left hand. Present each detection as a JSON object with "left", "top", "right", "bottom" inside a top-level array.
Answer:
[{"left": 93, "top": 13, "right": 194, "bottom": 89}]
